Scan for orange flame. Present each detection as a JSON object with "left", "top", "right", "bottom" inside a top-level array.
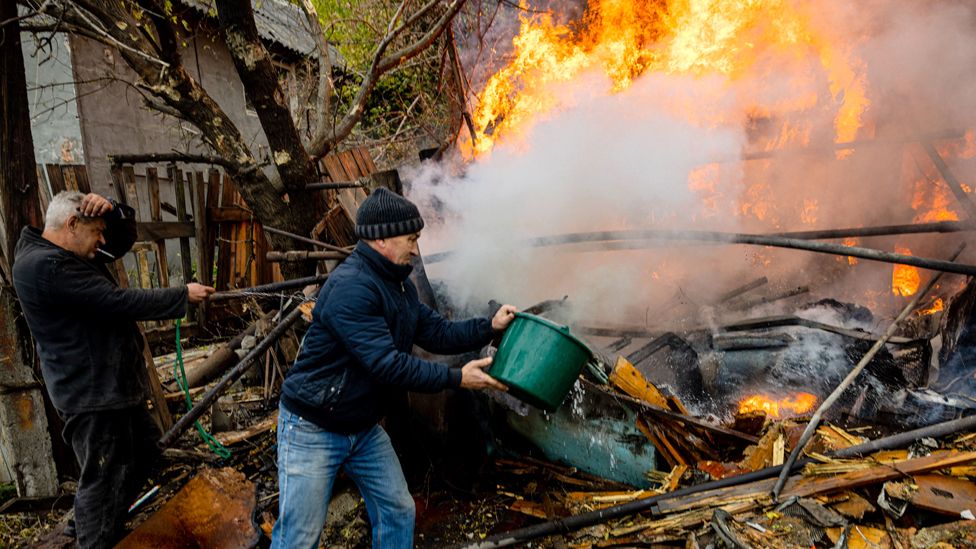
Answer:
[
  {"left": 738, "top": 392, "right": 817, "bottom": 418},
  {"left": 892, "top": 246, "right": 920, "bottom": 297},
  {"left": 919, "top": 298, "right": 944, "bottom": 316},
  {"left": 467, "top": 0, "right": 871, "bottom": 156}
]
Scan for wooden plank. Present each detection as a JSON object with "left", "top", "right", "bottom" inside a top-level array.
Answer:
[
  {"left": 121, "top": 166, "right": 140, "bottom": 218},
  {"left": 336, "top": 151, "right": 362, "bottom": 181},
  {"left": 45, "top": 164, "right": 65, "bottom": 195},
  {"left": 320, "top": 154, "right": 348, "bottom": 182},
  {"left": 36, "top": 165, "right": 51, "bottom": 217},
  {"left": 146, "top": 167, "right": 170, "bottom": 289},
  {"left": 891, "top": 474, "right": 976, "bottom": 516},
  {"left": 353, "top": 146, "right": 377, "bottom": 173},
  {"left": 141, "top": 332, "right": 173, "bottom": 431},
  {"left": 73, "top": 165, "right": 91, "bottom": 193},
  {"left": 349, "top": 148, "right": 370, "bottom": 177},
  {"left": 169, "top": 165, "right": 193, "bottom": 284},
  {"left": 208, "top": 207, "right": 252, "bottom": 223},
  {"left": 62, "top": 165, "right": 78, "bottom": 191},
  {"left": 610, "top": 356, "right": 670, "bottom": 409},
  {"left": 136, "top": 222, "right": 196, "bottom": 241},
  {"left": 655, "top": 450, "right": 976, "bottom": 516},
  {"left": 109, "top": 166, "right": 127, "bottom": 203}
]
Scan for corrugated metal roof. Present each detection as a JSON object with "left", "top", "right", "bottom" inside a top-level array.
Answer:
[{"left": 185, "top": 0, "right": 318, "bottom": 56}]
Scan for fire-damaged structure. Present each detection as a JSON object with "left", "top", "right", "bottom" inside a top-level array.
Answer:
[{"left": 7, "top": 0, "right": 976, "bottom": 548}]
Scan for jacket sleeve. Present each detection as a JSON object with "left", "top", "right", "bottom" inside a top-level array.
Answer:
[
  {"left": 321, "top": 282, "right": 459, "bottom": 391},
  {"left": 414, "top": 303, "right": 494, "bottom": 355},
  {"left": 51, "top": 259, "right": 188, "bottom": 321}
]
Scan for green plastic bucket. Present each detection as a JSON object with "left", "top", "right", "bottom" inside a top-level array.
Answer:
[{"left": 489, "top": 312, "right": 592, "bottom": 412}]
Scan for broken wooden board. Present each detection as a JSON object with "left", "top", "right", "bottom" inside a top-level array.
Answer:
[
  {"left": 885, "top": 474, "right": 976, "bottom": 516},
  {"left": 116, "top": 467, "right": 258, "bottom": 548},
  {"left": 655, "top": 450, "right": 976, "bottom": 516}
]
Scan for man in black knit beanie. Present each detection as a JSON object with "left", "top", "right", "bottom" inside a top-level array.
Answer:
[{"left": 273, "top": 187, "right": 517, "bottom": 549}]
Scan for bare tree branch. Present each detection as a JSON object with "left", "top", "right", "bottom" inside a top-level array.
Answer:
[
  {"left": 298, "top": 0, "right": 335, "bottom": 153},
  {"left": 309, "top": 0, "right": 468, "bottom": 158}
]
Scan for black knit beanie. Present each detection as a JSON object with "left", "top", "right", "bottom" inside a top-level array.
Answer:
[{"left": 355, "top": 187, "right": 425, "bottom": 240}]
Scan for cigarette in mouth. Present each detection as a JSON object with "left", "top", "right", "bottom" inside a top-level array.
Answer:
[{"left": 96, "top": 248, "right": 116, "bottom": 260}]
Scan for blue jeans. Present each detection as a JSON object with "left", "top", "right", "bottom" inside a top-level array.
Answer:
[{"left": 271, "top": 405, "right": 415, "bottom": 549}]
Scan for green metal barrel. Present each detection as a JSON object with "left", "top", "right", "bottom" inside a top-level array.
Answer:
[{"left": 488, "top": 312, "right": 592, "bottom": 411}]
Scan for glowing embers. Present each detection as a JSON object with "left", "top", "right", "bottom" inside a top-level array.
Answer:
[{"left": 738, "top": 392, "right": 817, "bottom": 418}]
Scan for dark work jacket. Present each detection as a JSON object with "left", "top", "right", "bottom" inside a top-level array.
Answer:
[
  {"left": 280, "top": 241, "right": 494, "bottom": 434},
  {"left": 12, "top": 221, "right": 187, "bottom": 414}
]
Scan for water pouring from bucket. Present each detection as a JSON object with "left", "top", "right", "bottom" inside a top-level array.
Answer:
[{"left": 488, "top": 312, "right": 593, "bottom": 412}]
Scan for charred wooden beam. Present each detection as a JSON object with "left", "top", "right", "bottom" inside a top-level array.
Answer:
[
  {"left": 715, "top": 277, "right": 767, "bottom": 304},
  {"left": 920, "top": 141, "right": 976, "bottom": 220},
  {"left": 305, "top": 180, "right": 366, "bottom": 191}
]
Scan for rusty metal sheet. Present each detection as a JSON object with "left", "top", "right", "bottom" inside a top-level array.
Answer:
[
  {"left": 910, "top": 474, "right": 976, "bottom": 516},
  {"left": 117, "top": 467, "right": 259, "bottom": 548}
]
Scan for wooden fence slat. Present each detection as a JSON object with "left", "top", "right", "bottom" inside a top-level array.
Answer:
[
  {"left": 169, "top": 165, "right": 193, "bottom": 285},
  {"left": 72, "top": 165, "right": 91, "bottom": 193},
  {"left": 216, "top": 174, "right": 236, "bottom": 290},
  {"left": 45, "top": 165, "right": 65, "bottom": 195},
  {"left": 146, "top": 167, "right": 169, "bottom": 289},
  {"left": 62, "top": 166, "right": 78, "bottom": 192}
]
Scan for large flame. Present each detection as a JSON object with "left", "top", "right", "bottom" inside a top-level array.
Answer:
[
  {"left": 738, "top": 392, "right": 817, "bottom": 418},
  {"left": 466, "top": 0, "right": 871, "bottom": 157}
]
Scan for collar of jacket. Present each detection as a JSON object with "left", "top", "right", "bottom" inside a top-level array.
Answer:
[{"left": 355, "top": 240, "right": 413, "bottom": 283}]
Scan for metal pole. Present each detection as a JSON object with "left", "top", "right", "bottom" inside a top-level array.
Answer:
[
  {"left": 426, "top": 227, "right": 976, "bottom": 276},
  {"left": 263, "top": 225, "right": 351, "bottom": 254},
  {"left": 209, "top": 274, "right": 328, "bottom": 302}
]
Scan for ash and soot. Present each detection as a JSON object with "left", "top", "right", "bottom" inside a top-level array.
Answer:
[{"left": 403, "top": 0, "right": 976, "bottom": 417}]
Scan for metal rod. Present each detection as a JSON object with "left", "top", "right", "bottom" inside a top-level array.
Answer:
[
  {"left": 262, "top": 226, "right": 351, "bottom": 254},
  {"left": 158, "top": 303, "right": 306, "bottom": 448},
  {"left": 716, "top": 277, "right": 768, "bottom": 304},
  {"left": 305, "top": 181, "right": 365, "bottom": 190},
  {"left": 266, "top": 250, "right": 348, "bottom": 262},
  {"left": 771, "top": 243, "right": 966, "bottom": 500},
  {"left": 426, "top": 226, "right": 976, "bottom": 276},
  {"left": 209, "top": 274, "right": 328, "bottom": 302},
  {"left": 458, "top": 409, "right": 976, "bottom": 548}
]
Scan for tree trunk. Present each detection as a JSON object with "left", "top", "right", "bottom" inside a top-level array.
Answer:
[{"left": 0, "top": 0, "right": 59, "bottom": 497}]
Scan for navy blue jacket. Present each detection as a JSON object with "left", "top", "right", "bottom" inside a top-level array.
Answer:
[
  {"left": 280, "top": 241, "right": 494, "bottom": 434},
  {"left": 13, "top": 217, "right": 187, "bottom": 414}
]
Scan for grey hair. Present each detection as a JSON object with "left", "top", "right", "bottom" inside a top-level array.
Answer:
[{"left": 44, "top": 191, "right": 88, "bottom": 230}]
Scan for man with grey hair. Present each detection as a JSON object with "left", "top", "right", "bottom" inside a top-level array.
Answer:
[{"left": 12, "top": 191, "right": 214, "bottom": 548}]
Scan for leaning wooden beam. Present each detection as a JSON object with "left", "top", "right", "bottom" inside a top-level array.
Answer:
[
  {"left": 428, "top": 227, "right": 976, "bottom": 276},
  {"left": 771, "top": 244, "right": 965, "bottom": 500},
  {"left": 262, "top": 225, "right": 351, "bottom": 254},
  {"left": 266, "top": 251, "right": 348, "bottom": 262},
  {"left": 209, "top": 274, "right": 328, "bottom": 302},
  {"left": 158, "top": 302, "right": 306, "bottom": 448},
  {"left": 920, "top": 141, "right": 976, "bottom": 220}
]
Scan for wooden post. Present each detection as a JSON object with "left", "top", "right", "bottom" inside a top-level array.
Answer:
[
  {"left": 193, "top": 171, "right": 209, "bottom": 325},
  {"left": 920, "top": 141, "right": 976, "bottom": 220}
]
